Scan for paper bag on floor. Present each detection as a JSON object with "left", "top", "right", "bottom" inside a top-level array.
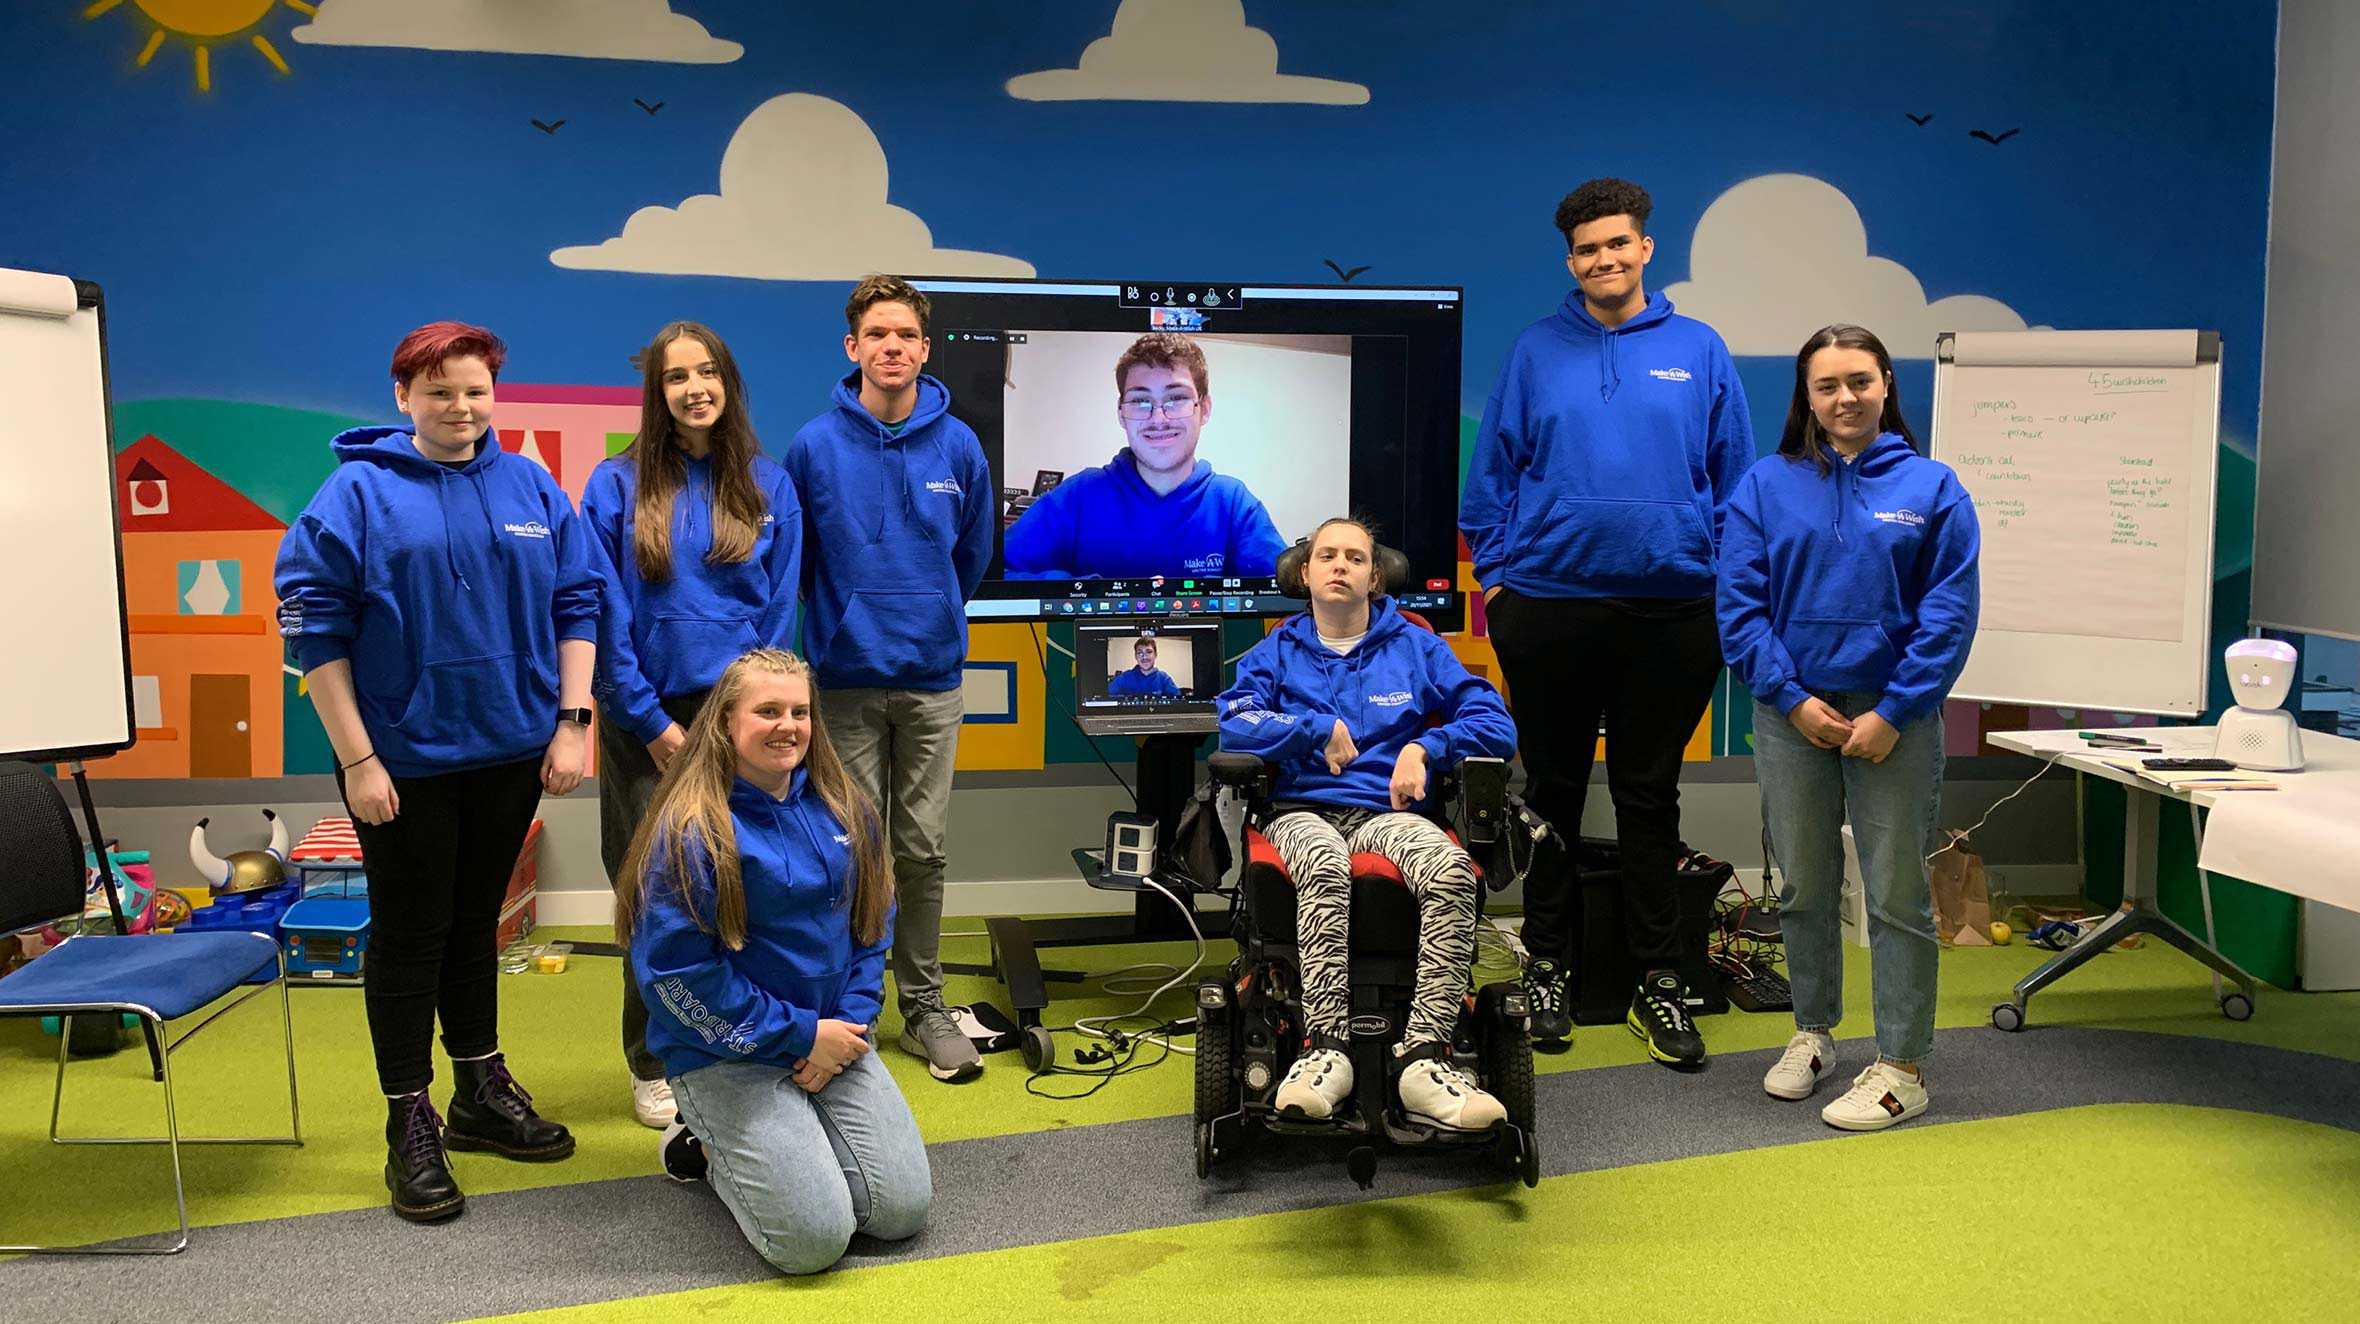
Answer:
[{"left": 1929, "top": 830, "right": 1994, "bottom": 946}]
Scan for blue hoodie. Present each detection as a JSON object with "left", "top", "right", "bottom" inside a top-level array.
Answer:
[
  {"left": 1461, "top": 291, "right": 1754, "bottom": 599},
  {"left": 1001, "top": 449, "right": 1286, "bottom": 580},
  {"left": 1107, "top": 666, "right": 1181, "bottom": 697},
  {"left": 275, "top": 426, "right": 601, "bottom": 777},
  {"left": 632, "top": 769, "right": 891, "bottom": 1077},
  {"left": 581, "top": 452, "right": 803, "bottom": 744},
  {"left": 1717, "top": 433, "right": 1981, "bottom": 729},
  {"left": 1217, "top": 597, "right": 1518, "bottom": 812},
  {"left": 786, "top": 373, "right": 994, "bottom": 691}
]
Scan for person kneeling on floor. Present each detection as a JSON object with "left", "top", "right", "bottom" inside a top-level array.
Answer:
[
  {"left": 615, "top": 648, "right": 931, "bottom": 1274},
  {"left": 1215, "top": 517, "right": 1521, "bottom": 1130}
]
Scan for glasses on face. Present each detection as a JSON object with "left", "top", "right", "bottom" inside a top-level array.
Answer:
[{"left": 1119, "top": 396, "right": 1200, "bottom": 421}]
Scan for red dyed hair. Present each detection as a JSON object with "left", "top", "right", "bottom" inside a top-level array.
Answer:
[{"left": 390, "top": 320, "right": 508, "bottom": 387}]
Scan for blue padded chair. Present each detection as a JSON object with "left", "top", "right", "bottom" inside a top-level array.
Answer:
[{"left": 0, "top": 761, "right": 301, "bottom": 1255}]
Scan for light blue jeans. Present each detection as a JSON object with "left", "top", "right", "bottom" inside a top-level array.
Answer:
[
  {"left": 1753, "top": 693, "right": 1944, "bottom": 1065},
  {"left": 670, "top": 1050, "right": 931, "bottom": 1275}
]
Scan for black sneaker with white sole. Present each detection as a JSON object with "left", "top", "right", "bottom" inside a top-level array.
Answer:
[{"left": 1626, "top": 969, "right": 1705, "bottom": 1067}]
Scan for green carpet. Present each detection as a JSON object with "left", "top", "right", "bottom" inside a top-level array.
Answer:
[
  {"left": 4, "top": 921, "right": 2357, "bottom": 1311},
  {"left": 499, "top": 1104, "right": 2360, "bottom": 1322}
]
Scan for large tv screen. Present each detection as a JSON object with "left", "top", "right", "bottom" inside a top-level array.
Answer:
[{"left": 916, "top": 278, "right": 1464, "bottom": 625}]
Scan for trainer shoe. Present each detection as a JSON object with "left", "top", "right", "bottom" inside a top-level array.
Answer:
[
  {"left": 1626, "top": 969, "right": 1706, "bottom": 1067},
  {"left": 1272, "top": 1046, "right": 1354, "bottom": 1120},
  {"left": 659, "top": 1117, "right": 707, "bottom": 1183},
  {"left": 1523, "top": 957, "right": 1573, "bottom": 1045},
  {"left": 1822, "top": 1062, "right": 1929, "bottom": 1131},
  {"left": 1763, "top": 1030, "right": 1837, "bottom": 1100},
  {"left": 631, "top": 1075, "right": 677, "bottom": 1129},
  {"left": 1395, "top": 1050, "right": 1507, "bottom": 1131},
  {"left": 898, "top": 1004, "right": 983, "bottom": 1083}
]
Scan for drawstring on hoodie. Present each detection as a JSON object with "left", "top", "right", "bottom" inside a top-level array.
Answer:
[{"left": 1600, "top": 325, "right": 1620, "bottom": 400}]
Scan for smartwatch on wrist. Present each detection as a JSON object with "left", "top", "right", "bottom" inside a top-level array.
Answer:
[{"left": 556, "top": 707, "right": 594, "bottom": 727}]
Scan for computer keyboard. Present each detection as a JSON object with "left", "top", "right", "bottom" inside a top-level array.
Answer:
[{"left": 1724, "top": 965, "right": 1793, "bottom": 1014}]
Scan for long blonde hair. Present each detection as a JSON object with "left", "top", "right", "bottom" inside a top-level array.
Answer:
[{"left": 613, "top": 649, "right": 890, "bottom": 950}]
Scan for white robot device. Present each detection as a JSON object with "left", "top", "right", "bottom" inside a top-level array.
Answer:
[{"left": 2215, "top": 638, "right": 2304, "bottom": 772}]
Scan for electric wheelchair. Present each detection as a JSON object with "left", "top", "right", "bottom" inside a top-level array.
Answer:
[{"left": 1185, "top": 540, "right": 1547, "bottom": 1189}]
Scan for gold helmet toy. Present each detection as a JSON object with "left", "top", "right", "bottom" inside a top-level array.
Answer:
[{"left": 189, "top": 811, "right": 291, "bottom": 897}]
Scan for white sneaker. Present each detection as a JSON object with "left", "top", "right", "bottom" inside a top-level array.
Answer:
[
  {"left": 1273, "top": 1048, "right": 1354, "bottom": 1120},
  {"left": 1396, "top": 1055, "right": 1507, "bottom": 1131},
  {"left": 632, "top": 1075, "right": 678, "bottom": 1129},
  {"left": 1763, "top": 1031, "right": 1837, "bottom": 1101},
  {"left": 1821, "top": 1062, "right": 1929, "bottom": 1131}
]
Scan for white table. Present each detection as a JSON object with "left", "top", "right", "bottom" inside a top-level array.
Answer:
[{"left": 1980, "top": 725, "right": 2360, "bottom": 1029}]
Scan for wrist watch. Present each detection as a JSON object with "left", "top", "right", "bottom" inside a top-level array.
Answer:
[{"left": 556, "top": 707, "right": 594, "bottom": 727}]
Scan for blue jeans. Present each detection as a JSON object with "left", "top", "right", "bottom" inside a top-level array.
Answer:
[
  {"left": 670, "top": 1051, "right": 931, "bottom": 1275},
  {"left": 1753, "top": 694, "right": 1944, "bottom": 1065}
]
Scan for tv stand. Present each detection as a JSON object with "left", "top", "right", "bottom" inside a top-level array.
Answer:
[{"left": 942, "top": 732, "right": 1231, "bottom": 1029}]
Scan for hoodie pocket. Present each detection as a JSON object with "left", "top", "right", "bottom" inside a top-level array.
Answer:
[
  {"left": 1521, "top": 497, "right": 1713, "bottom": 587},
  {"left": 1783, "top": 618, "right": 1899, "bottom": 685},
  {"left": 829, "top": 590, "right": 959, "bottom": 680},
  {"left": 391, "top": 652, "right": 554, "bottom": 764},
  {"left": 646, "top": 615, "right": 761, "bottom": 697}
]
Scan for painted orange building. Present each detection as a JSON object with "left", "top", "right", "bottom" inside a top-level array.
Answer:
[{"left": 100, "top": 435, "right": 288, "bottom": 779}]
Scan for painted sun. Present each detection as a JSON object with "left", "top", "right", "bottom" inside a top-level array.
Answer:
[{"left": 83, "top": 0, "right": 318, "bottom": 92}]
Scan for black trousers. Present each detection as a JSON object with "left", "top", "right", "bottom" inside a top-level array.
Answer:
[
  {"left": 339, "top": 757, "right": 544, "bottom": 1097},
  {"left": 1487, "top": 590, "right": 1721, "bottom": 971},
  {"left": 597, "top": 691, "right": 712, "bottom": 1082}
]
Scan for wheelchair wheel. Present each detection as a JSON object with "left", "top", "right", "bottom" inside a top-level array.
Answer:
[
  {"left": 1195, "top": 1008, "right": 1238, "bottom": 1124},
  {"left": 1478, "top": 988, "right": 1537, "bottom": 1134}
]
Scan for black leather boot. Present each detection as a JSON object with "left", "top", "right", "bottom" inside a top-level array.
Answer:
[
  {"left": 385, "top": 1090, "right": 464, "bottom": 1223},
  {"left": 445, "top": 1053, "right": 575, "bottom": 1161}
]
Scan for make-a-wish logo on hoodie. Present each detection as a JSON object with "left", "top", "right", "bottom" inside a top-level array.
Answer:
[
  {"left": 1647, "top": 367, "right": 1693, "bottom": 383},
  {"left": 503, "top": 520, "right": 553, "bottom": 540},
  {"left": 833, "top": 832, "right": 852, "bottom": 846},
  {"left": 1185, "top": 553, "right": 1225, "bottom": 573},
  {"left": 1873, "top": 509, "right": 1927, "bottom": 528},
  {"left": 1369, "top": 691, "right": 1414, "bottom": 707},
  {"left": 925, "top": 478, "right": 962, "bottom": 497}
]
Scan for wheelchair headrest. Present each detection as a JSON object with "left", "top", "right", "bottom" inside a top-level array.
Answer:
[{"left": 1276, "top": 537, "right": 1411, "bottom": 599}]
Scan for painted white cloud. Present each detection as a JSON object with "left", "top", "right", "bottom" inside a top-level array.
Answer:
[
  {"left": 291, "top": 0, "right": 742, "bottom": 64},
  {"left": 1007, "top": 0, "right": 1368, "bottom": 104},
  {"left": 1660, "top": 174, "right": 2032, "bottom": 359},
  {"left": 549, "top": 94, "right": 1035, "bottom": 281}
]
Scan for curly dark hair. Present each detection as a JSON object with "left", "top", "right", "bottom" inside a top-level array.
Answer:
[{"left": 1554, "top": 178, "right": 1653, "bottom": 248}]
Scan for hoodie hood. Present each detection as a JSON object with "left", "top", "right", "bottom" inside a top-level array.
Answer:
[
  {"left": 329, "top": 425, "right": 504, "bottom": 590},
  {"left": 1554, "top": 290, "right": 1676, "bottom": 401}
]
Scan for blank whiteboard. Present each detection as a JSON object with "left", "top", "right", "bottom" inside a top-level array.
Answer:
[
  {"left": 1930, "top": 329, "right": 2220, "bottom": 716},
  {"left": 0, "top": 269, "right": 135, "bottom": 761}
]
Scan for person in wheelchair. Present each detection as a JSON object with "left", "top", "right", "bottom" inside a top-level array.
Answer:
[{"left": 1215, "top": 517, "right": 1520, "bottom": 1131}]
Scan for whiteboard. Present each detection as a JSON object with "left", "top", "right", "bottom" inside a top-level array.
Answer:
[
  {"left": 1930, "top": 329, "right": 2220, "bottom": 716},
  {"left": 0, "top": 268, "right": 135, "bottom": 761}
]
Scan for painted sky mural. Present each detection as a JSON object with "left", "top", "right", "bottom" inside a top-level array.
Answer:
[{"left": 2, "top": 0, "right": 2279, "bottom": 777}]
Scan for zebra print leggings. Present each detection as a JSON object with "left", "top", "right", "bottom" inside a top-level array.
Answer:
[{"left": 1262, "top": 807, "right": 1480, "bottom": 1050}]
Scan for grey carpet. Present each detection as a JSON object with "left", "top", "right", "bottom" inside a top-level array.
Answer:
[{"left": 5, "top": 1026, "right": 2355, "bottom": 1321}]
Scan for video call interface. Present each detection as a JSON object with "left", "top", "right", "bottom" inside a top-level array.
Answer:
[
  {"left": 918, "top": 279, "right": 1465, "bottom": 627},
  {"left": 1072, "top": 616, "right": 1223, "bottom": 734}
]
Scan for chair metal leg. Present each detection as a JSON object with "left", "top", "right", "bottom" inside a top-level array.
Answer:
[{"left": 10, "top": 967, "right": 302, "bottom": 1255}]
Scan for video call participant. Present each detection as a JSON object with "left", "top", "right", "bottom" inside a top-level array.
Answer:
[
  {"left": 617, "top": 649, "right": 930, "bottom": 1275},
  {"left": 1460, "top": 177, "right": 1755, "bottom": 1068},
  {"left": 1720, "top": 324, "right": 1979, "bottom": 1131},
  {"left": 1106, "top": 633, "right": 1182, "bottom": 697},
  {"left": 1001, "top": 333, "right": 1286, "bottom": 581},
  {"left": 787, "top": 275, "right": 995, "bottom": 1084},
  {"left": 582, "top": 320, "right": 802, "bottom": 1129},
  {"left": 275, "top": 321, "right": 599, "bottom": 1224},
  {"left": 1216, "top": 518, "right": 1520, "bottom": 1130}
]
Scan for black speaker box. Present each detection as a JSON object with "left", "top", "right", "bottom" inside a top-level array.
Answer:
[{"left": 1563, "top": 837, "right": 1728, "bottom": 1025}]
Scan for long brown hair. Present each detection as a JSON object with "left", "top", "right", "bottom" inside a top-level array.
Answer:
[
  {"left": 1778, "top": 323, "right": 1919, "bottom": 474},
  {"left": 613, "top": 649, "right": 891, "bottom": 950},
  {"left": 629, "top": 322, "right": 767, "bottom": 580}
]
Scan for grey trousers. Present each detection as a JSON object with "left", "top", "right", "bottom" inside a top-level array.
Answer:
[
  {"left": 821, "top": 686, "right": 963, "bottom": 1015},
  {"left": 599, "top": 690, "right": 713, "bottom": 1082}
]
